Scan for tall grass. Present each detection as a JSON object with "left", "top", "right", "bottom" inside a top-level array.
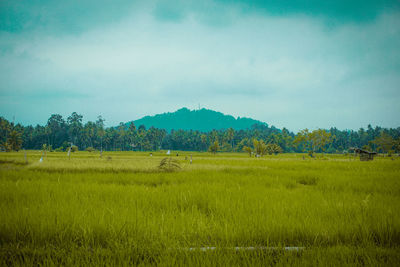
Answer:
[{"left": 0, "top": 151, "right": 399, "bottom": 266}]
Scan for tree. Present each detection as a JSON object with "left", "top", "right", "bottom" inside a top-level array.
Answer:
[
  {"left": 208, "top": 140, "right": 219, "bottom": 154},
  {"left": 8, "top": 129, "right": 22, "bottom": 151},
  {"left": 293, "top": 129, "right": 309, "bottom": 152},
  {"left": 395, "top": 137, "right": 400, "bottom": 153},
  {"left": 127, "top": 122, "right": 137, "bottom": 151},
  {"left": 117, "top": 122, "right": 127, "bottom": 150},
  {"left": 67, "top": 112, "right": 83, "bottom": 145},
  {"left": 309, "top": 129, "right": 332, "bottom": 153},
  {"left": 226, "top": 128, "right": 235, "bottom": 150},
  {"left": 252, "top": 139, "right": 267, "bottom": 156},
  {"left": 200, "top": 134, "right": 208, "bottom": 151},
  {"left": 46, "top": 114, "right": 66, "bottom": 148},
  {"left": 236, "top": 137, "right": 250, "bottom": 152},
  {"left": 371, "top": 132, "right": 394, "bottom": 153},
  {"left": 0, "top": 117, "right": 11, "bottom": 151},
  {"left": 294, "top": 129, "right": 332, "bottom": 154},
  {"left": 266, "top": 143, "right": 283, "bottom": 155},
  {"left": 243, "top": 145, "right": 252, "bottom": 156},
  {"left": 82, "top": 121, "right": 96, "bottom": 149},
  {"left": 96, "top": 116, "right": 105, "bottom": 151}
]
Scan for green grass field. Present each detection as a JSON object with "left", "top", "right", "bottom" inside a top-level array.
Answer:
[{"left": 0, "top": 151, "right": 399, "bottom": 266}]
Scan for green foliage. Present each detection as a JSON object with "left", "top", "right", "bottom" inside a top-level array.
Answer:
[
  {"left": 70, "top": 145, "right": 78, "bottom": 152},
  {"left": 8, "top": 130, "right": 23, "bottom": 151},
  {"left": 0, "top": 115, "right": 399, "bottom": 155},
  {"left": 236, "top": 138, "right": 250, "bottom": 152},
  {"left": 0, "top": 123, "right": 22, "bottom": 151},
  {"left": 252, "top": 139, "right": 267, "bottom": 156},
  {"left": 131, "top": 107, "right": 267, "bottom": 132},
  {"left": 294, "top": 129, "right": 332, "bottom": 153},
  {"left": 245, "top": 139, "right": 283, "bottom": 156},
  {"left": 243, "top": 145, "right": 252, "bottom": 156},
  {"left": 371, "top": 132, "right": 395, "bottom": 153},
  {"left": 362, "top": 144, "right": 372, "bottom": 151},
  {"left": 42, "top": 144, "right": 53, "bottom": 152},
  {"left": 0, "top": 140, "right": 12, "bottom": 152},
  {"left": 85, "top": 147, "right": 95, "bottom": 152},
  {"left": 266, "top": 143, "right": 283, "bottom": 155},
  {"left": 220, "top": 142, "right": 231, "bottom": 152},
  {"left": 208, "top": 140, "right": 219, "bottom": 154}
]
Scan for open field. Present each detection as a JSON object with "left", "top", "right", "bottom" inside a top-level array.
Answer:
[{"left": 0, "top": 151, "right": 400, "bottom": 266}]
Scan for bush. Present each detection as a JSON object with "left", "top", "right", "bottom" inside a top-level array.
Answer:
[
  {"left": 86, "top": 147, "right": 95, "bottom": 152},
  {"left": 296, "top": 175, "right": 319, "bottom": 186},
  {"left": 70, "top": 145, "right": 78, "bottom": 152},
  {"left": 158, "top": 157, "right": 181, "bottom": 172}
]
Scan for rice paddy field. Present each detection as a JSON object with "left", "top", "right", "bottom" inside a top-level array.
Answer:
[{"left": 0, "top": 151, "right": 400, "bottom": 266}]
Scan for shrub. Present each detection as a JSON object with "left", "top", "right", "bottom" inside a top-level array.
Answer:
[
  {"left": 158, "top": 157, "right": 181, "bottom": 172},
  {"left": 296, "top": 175, "right": 319, "bottom": 186},
  {"left": 86, "top": 147, "right": 95, "bottom": 152}
]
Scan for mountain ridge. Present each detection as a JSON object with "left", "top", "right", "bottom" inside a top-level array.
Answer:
[{"left": 127, "top": 107, "right": 267, "bottom": 132}]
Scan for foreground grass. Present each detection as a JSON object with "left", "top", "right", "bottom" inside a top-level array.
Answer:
[{"left": 0, "top": 151, "right": 399, "bottom": 266}]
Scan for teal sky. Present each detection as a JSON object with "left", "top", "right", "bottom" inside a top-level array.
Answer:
[{"left": 0, "top": 0, "right": 399, "bottom": 131}]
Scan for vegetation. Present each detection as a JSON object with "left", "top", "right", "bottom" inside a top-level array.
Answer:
[
  {"left": 208, "top": 140, "right": 220, "bottom": 154},
  {"left": 132, "top": 107, "right": 267, "bottom": 132},
  {"left": 158, "top": 157, "right": 181, "bottom": 172},
  {"left": 0, "top": 151, "right": 399, "bottom": 266},
  {"left": 294, "top": 129, "right": 332, "bottom": 155},
  {"left": 1, "top": 114, "right": 399, "bottom": 154}
]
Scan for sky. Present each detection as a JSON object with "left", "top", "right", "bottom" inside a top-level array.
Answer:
[{"left": 0, "top": 0, "right": 399, "bottom": 132}]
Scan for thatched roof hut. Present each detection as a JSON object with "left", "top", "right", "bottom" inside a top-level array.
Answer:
[{"left": 349, "top": 147, "right": 377, "bottom": 161}]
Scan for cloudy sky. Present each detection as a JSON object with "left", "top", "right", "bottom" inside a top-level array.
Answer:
[{"left": 0, "top": 0, "right": 399, "bottom": 131}]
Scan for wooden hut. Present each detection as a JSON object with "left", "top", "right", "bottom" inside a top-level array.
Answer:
[{"left": 349, "top": 147, "right": 377, "bottom": 161}]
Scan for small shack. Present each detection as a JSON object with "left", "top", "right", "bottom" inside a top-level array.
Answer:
[{"left": 349, "top": 147, "right": 377, "bottom": 161}]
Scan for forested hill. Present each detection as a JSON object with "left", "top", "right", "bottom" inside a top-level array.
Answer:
[{"left": 129, "top": 108, "right": 267, "bottom": 132}]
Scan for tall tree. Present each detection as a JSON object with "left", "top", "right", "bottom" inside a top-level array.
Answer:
[
  {"left": 8, "top": 129, "right": 22, "bottom": 151},
  {"left": 371, "top": 132, "right": 395, "bottom": 153},
  {"left": 208, "top": 140, "right": 219, "bottom": 154},
  {"left": 46, "top": 114, "right": 66, "bottom": 149},
  {"left": 67, "top": 112, "right": 83, "bottom": 146}
]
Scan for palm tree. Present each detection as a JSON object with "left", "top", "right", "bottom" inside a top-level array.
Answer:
[
  {"left": 227, "top": 128, "right": 235, "bottom": 150},
  {"left": 9, "top": 130, "right": 22, "bottom": 151}
]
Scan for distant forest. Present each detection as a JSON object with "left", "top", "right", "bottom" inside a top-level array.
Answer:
[{"left": 1, "top": 112, "right": 399, "bottom": 154}]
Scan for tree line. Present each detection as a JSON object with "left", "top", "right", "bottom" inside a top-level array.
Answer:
[{"left": 1, "top": 113, "right": 399, "bottom": 155}]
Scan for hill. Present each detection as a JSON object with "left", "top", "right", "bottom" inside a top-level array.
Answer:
[{"left": 129, "top": 108, "right": 267, "bottom": 132}]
